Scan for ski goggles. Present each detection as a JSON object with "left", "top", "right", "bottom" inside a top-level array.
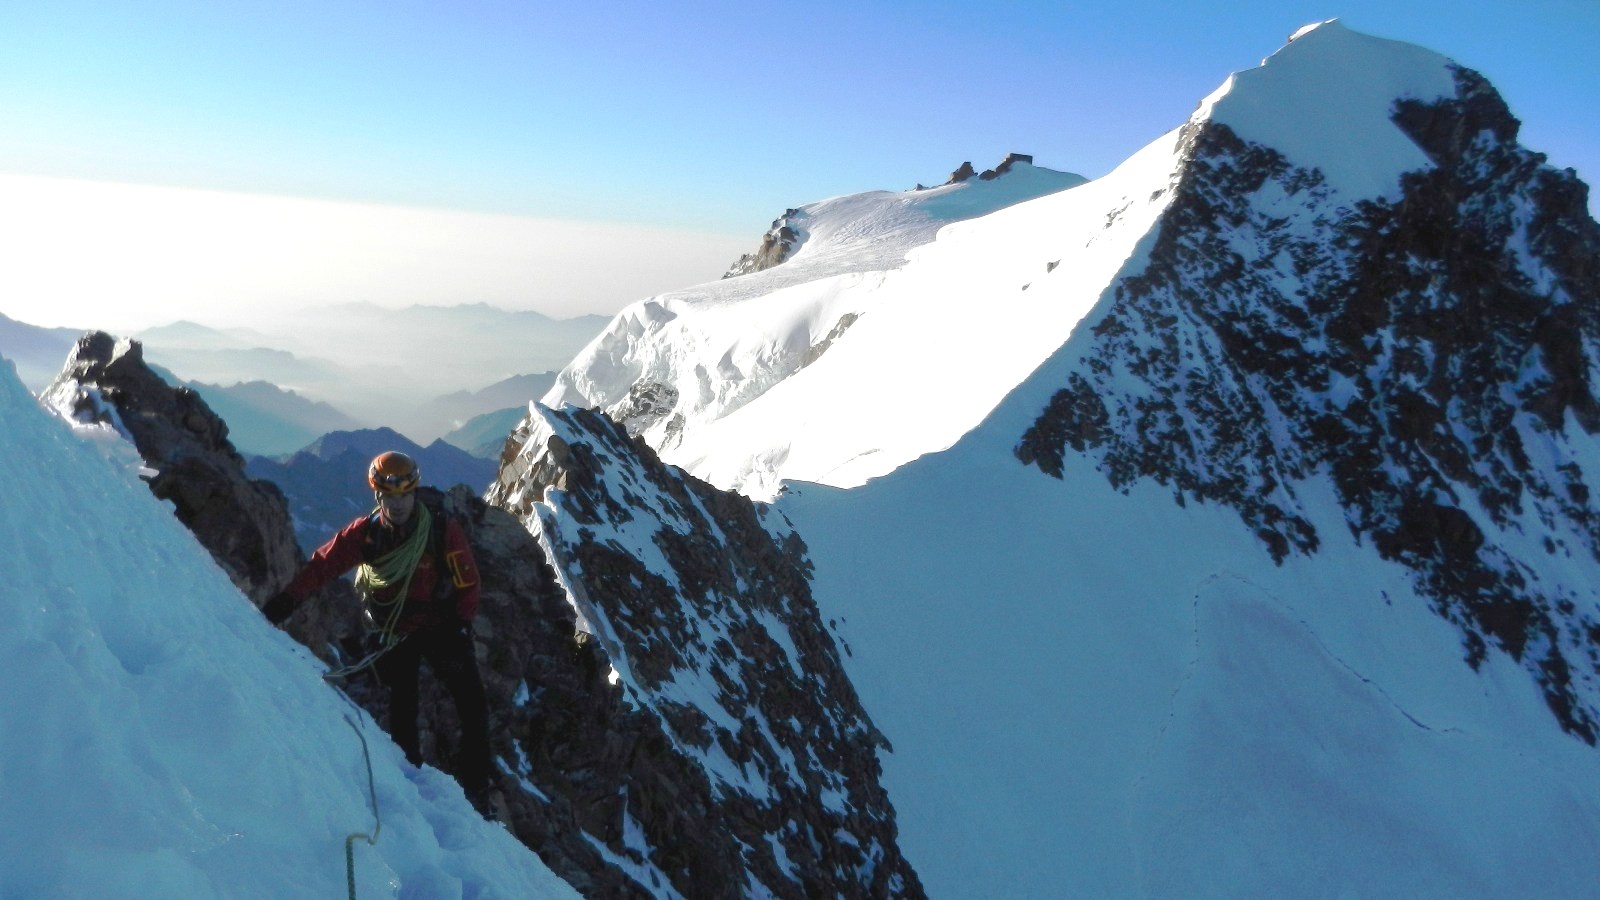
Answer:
[{"left": 371, "top": 471, "right": 419, "bottom": 494}]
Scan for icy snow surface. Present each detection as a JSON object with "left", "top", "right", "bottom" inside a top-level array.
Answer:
[{"left": 0, "top": 356, "right": 574, "bottom": 897}]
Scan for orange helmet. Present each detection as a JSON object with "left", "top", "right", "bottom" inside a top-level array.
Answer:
[{"left": 368, "top": 451, "right": 420, "bottom": 495}]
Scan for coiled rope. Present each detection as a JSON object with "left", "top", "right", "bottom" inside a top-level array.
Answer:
[{"left": 324, "top": 505, "right": 432, "bottom": 682}]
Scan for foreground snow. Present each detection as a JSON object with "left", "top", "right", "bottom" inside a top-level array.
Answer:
[{"left": 0, "top": 356, "right": 574, "bottom": 898}]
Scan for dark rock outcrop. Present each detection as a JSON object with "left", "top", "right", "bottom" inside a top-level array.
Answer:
[
  {"left": 932, "top": 153, "right": 1034, "bottom": 188},
  {"left": 801, "top": 312, "right": 862, "bottom": 368},
  {"left": 489, "top": 404, "right": 924, "bottom": 898},
  {"left": 42, "top": 333, "right": 303, "bottom": 607},
  {"left": 944, "top": 161, "right": 978, "bottom": 184},
  {"left": 1016, "top": 66, "right": 1600, "bottom": 742},
  {"left": 725, "top": 208, "right": 803, "bottom": 278},
  {"left": 606, "top": 379, "right": 682, "bottom": 439},
  {"left": 979, "top": 152, "right": 1034, "bottom": 181}
]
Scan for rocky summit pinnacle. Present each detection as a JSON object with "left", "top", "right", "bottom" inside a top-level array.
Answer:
[
  {"left": 42, "top": 331, "right": 302, "bottom": 607},
  {"left": 1016, "top": 55, "right": 1600, "bottom": 743}
]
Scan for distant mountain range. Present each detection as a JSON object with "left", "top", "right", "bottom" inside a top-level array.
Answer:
[
  {"left": 419, "top": 372, "right": 556, "bottom": 452},
  {"left": 442, "top": 406, "right": 529, "bottom": 459},
  {"left": 160, "top": 369, "right": 552, "bottom": 458},
  {"left": 0, "top": 312, "right": 81, "bottom": 391},
  {"left": 130, "top": 304, "right": 605, "bottom": 442},
  {"left": 0, "top": 305, "right": 597, "bottom": 454},
  {"left": 168, "top": 376, "right": 363, "bottom": 457},
  {"left": 245, "top": 426, "right": 499, "bottom": 552}
]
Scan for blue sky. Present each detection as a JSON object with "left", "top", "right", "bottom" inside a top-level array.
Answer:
[
  {"left": 3, "top": 1, "right": 1594, "bottom": 234},
  {"left": 0, "top": 2, "right": 1594, "bottom": 328}
]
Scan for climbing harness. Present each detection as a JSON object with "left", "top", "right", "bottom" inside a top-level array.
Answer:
[{"left": 323, "top": 505, "right": 433, "bottom": 682}]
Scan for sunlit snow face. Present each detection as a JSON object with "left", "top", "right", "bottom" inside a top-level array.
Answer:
[{"left": 376, "top": 490, "right": 415, "bottom": 526}]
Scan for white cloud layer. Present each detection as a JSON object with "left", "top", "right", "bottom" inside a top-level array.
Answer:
[{"left": 0, "top": 174, "right": 749, "bottom": 332}]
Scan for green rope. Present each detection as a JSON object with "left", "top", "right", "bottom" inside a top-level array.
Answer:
[
  {"left": 333, "top": 506, "right": 426, "bottom": 894},
  {"left": 325, "top": 504, "right": 433, "bottom": 682},
  {"left": 342, "top": 712, "right": 381, "bottom": 900},
  {"left": 354, "top": 503, "right": 432, "bottom": 641}
]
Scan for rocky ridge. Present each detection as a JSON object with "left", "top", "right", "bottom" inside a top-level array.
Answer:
[
  {"left": 489, "top": 403, "right": 922, "bottom": 898},
  {"left": 43, "top": 333, "right": 921, "bottom": 897},
  {"left": 41, "top": 332, "right": 303, "bottom": 608},
  {"left": 927, "top": 152, "right": 1036, "bottom": 188}
]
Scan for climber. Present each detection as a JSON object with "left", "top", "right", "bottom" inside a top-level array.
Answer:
[{"left": 262, "top": 451, "right": 493, "bottom": 809}]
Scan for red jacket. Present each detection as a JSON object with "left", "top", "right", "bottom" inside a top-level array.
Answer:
[{"left": 286, "top": 507, "right": 480, "bottom": 633}]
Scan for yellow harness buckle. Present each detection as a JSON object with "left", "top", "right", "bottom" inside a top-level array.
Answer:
[{"left": 445, "top": 550, "right": 477, "bottom": 589}]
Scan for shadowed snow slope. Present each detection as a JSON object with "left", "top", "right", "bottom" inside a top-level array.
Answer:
[{"left": 0, "top": 355, "right": 575, "bottom": 898}]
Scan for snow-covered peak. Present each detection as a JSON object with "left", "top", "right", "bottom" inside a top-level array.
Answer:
[
  {"left": 720, "top": 159, "right": 1087, "bottom": 293},
  {"left": 776, "top": 160, "right": 1086, "bottom": 272},
  {"left": 1287, "top": 18, "right": 1335, "bottom": 42},
  {"left": 540, "top": 23, "right": 1497, "bottom": 501},
  {"left": 1194, "top": 19, "right": 1458, "bottom": 200},
  {"left": 539, "top": 160, "right": 1091, "bottom": 496}
]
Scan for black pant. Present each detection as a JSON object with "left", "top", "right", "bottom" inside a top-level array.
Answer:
[{"left": 376, "top": 625, "right": 491, "bottom": 795}]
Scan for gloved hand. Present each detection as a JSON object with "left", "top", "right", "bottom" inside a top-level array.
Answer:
[{"left": 262, "top": 591, "right": 297, "bottom": 625}]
